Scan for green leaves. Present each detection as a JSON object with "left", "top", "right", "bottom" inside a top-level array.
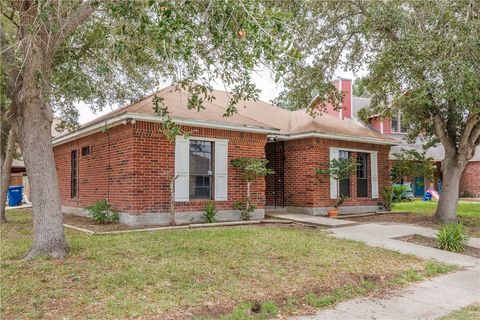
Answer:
[
  {"left": 276, "top": 0, "right": 480, "bottom": 152},
  {"left": 316, "top": 158, "right": 357, "bottom": 182},
  {"left": 231, "top": 157, "right": 274, "bottom": 183},
  {"left": 437, "top": 223, "right": 469, "bottom": 253},
  {"left": 390, "top": 150, "right": 434, "bottom": 184},
  {"left": 232, "top": 157, "right": 273, "bottom": 220},
  {"left": 3, "top": 1, "right": 301, "bottom": 133},
  {"left": 86, "top": 200, "right": 119, "bottom": 224}
]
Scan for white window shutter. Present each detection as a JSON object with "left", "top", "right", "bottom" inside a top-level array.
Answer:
[
  {"left": 329, "top": 148, "right": 339, "bottom": 199},
  {"left": 214, "top": 140, "right": 228, "bottom": 201},
  {"left": 174, "top": 136, "right": 189, "bottom": 201},
  {"left": 371, "top": 152, "right": 379, "bottom": 199}
]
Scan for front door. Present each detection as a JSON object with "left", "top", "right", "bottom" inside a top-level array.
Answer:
[
  {"left": 265, "top": 141, "right": 285, "bottom": 208},
  {"left": 414, "top": 177, "right": 425, "bottom": 197}
]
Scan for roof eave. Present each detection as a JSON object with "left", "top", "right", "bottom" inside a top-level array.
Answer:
[
  {"left": 271, "top": 131, "right": 399, "bottom": 146},
  {"left": 52, "top": 112, "right": 279, "bottom": 147}
]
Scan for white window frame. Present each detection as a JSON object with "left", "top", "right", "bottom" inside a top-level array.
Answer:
[
  {"left": 329, "top": 147, "right": 379, "bottom": 199},
  {"left": 391, "top": 111, "right": 408, "bottom": 134},
  {"left": 175, "top": 136, "right": 229, "bottom": 202}
]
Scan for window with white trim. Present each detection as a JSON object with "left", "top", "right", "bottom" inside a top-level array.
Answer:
[
  {"left": 189, "top": 140, "right": 213, "bottom": 199},
  {"left": 391, "top": 111, "right": 409, "bottom": 133}
]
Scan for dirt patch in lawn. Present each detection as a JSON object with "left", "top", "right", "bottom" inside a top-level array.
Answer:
[
  {"left": 350, "top": 213, "right": 480, "bottom": 237},
  {"left": 395, "top": 234, "right": 480, "bottom": 258}
]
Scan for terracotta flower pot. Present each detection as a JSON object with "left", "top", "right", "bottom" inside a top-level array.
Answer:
[{"left": 327, "top": 208, "right": 339, "bottom": 218}]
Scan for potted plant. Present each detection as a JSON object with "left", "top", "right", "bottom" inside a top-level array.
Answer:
[{"left": 316, "top": 157, "right": 357, "bottom": 217}]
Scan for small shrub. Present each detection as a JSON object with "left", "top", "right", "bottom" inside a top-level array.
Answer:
[
  {"left": 203, "top": 201, "right": 218, "bottom": 223},
  {"left": 334, "top": 194, "right": 348, "bottom": 209},
  {"left": 380, "top": 186, "right": 394, "bottom": 210},
  {"left": 234, "top": 200, "right": 256, "bottom": 221},
  {"left": 392, "top": 184, "right": 414, "bottom": 202},
  {"left": 86, "top": 200, "right": 119, "bottom": 224},
  {"left": 437, "top": 223, "right": 469, "bottom": 253}
]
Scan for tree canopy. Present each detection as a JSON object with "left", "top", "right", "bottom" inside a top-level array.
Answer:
[
  {"left": 276, "top": 0, "right": 479, "bottom": 221},
  {"left": 1, "top": 0, "right": 299, "bottom": 127},
  {"left": 0, "top": 0, "right": 300, "bottom": 258}
]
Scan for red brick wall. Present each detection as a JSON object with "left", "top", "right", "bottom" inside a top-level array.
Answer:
[
  {"left": 325, "top": 79, "right": 352, "bottom": 119},
  {"left": 460, "top": 161, "right": 480, "bottom": 197},
  {"left": 54, "top": 121, "right": 267, "bottom": 214},
  {"left": 54, "top": 124, "right": 135, "bottom": 212},
  {"left": 383, "top": 118, "right": 392, "bottom": 134},
  {"left": 369, "top": 117, "right": 382, "bottom": 132},
  {"left": 368, "top": 117, "right": 391, "bottom": 134},
  {"left": 282, "top": 138, "right": 390, "bottom": 208}
]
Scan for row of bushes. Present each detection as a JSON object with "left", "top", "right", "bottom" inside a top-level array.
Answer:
[{"left": 85, "top": 199, "right": 227, "bottom": 224}]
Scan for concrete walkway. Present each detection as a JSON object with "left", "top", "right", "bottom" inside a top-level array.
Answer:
[
  {"left": 329, "top": 223, "right": 479, "bottom": 267},
  {"left": 268, "top": 213, "right": 358, "bottom": 228},
  {"left": 292, "top": 222, "right": 480, "bottom": 320},
  {"left": 296, "top": 268, "right": 479, "bottom": 320}
]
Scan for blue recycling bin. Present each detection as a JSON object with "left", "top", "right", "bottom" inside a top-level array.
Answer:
[{"left": 8, "top": 185, "right": 23, "bottom": 207}]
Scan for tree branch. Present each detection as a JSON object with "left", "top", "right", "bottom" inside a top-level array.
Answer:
[
  {"left": 470, "top": 123, "right": 480, "bottom": 147},
  {"left": 460, "top": 113, "right": 480, "bottom": 147},
  {"left": 50, "top": 0, "right": 98, "bottom": 54},
  {"left": 433, "top": 114, "right": 455, "bottom": 152},
  {"left": 349, "top": 0, "right": 399, "bottom": 42}
]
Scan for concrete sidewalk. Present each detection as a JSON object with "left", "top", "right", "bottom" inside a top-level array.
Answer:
[
  {"left": 267, "top": 213, "right": 358, "bottom": 228},
  {"left": 296, "top": 268, "right": 479, "bottom": 320},
  {"left": 328, "top": 223, "right": 479, "bottom": 267},
  {"left": 292, "top": 222, "right": 479, "bottom": 319}
]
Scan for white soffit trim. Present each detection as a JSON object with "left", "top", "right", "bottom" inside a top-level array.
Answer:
[
  {"left": 330, "top": 147, "right": 379, "bottom": 154},
  {"left": 52, "top": 113, "right": 279, "bottom": 147},
  {"left": 274, "top": 132, "right": 400, "bottom": 146}
]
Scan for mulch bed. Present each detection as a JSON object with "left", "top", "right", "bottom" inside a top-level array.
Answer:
[
  {"left": 395, "top": 234, "right": 480, "bottom": 258},
  {"left": 63, "top": 214, "right": 316, "bottom": 234},
  {"left": 63, "top": 214, "right": 167, "bottom": 232}
]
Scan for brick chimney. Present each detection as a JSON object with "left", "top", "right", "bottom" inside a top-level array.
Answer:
[{"left": 331, "top": 78, "right": 352, "bottom": 119}]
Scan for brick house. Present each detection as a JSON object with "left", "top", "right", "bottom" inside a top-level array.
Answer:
[
  {"left": 349, "top": 85, "right": 480, "bottom": 198},
  {"left": 53, "top": 85, "right": 397, "bottom": 225}
]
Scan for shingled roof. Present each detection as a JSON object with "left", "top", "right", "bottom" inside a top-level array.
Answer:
[{"left": 53, "top": 86, "right": 397, "bottom": 146}]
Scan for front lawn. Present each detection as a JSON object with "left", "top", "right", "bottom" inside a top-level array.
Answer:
[
  {"left": 393, "top": 200, "right": 480, "bottom": 218},
  {"left": 1, "top": 209, "right": 454, "bottom": 319},
  {"left": 393, "top": 200, "right": 480, "bottom": 237}
]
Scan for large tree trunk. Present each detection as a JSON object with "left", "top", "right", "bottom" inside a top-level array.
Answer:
[
  {"left": 0, "top": 130, "right": 16, "bottom": 223},
  {"left": 14, "top": 98, "right": 68, "bottom": 259},
  {"left": 434, "top": 158, "right": 467, "bottom": 223}
]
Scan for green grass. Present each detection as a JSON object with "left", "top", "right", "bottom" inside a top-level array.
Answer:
[
  {"left": 0, "top": 209, "right": 455, "bottom": 319},
  {"left": 393, "top": 200, "right": 480, "bottom": 236},
  {"left": 440, "top": 304, "right": 480, "bottom": 320},
  {"left": 393, "top": 200, "right": 480, "bottom": 217}
]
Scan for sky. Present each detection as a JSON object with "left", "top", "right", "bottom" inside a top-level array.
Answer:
[{"left": 76, "top": 68, "right": 357, "bottom": 124}]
